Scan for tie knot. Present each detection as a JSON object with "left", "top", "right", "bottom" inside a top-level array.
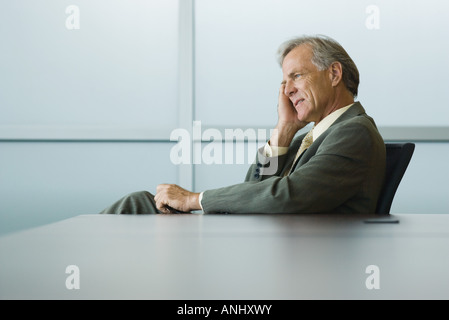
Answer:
[
  {"left": 284, "top": 127, "right": 315, "bottom": 176},
  {"left": 302, "top": 128, "right": 314, "bottom": 147}
]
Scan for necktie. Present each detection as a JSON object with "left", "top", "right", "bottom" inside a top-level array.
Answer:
[{"left": 285, "top": 128, "right": 314, "bottom": 176}]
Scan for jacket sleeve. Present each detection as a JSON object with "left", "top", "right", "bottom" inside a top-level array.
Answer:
[
  {"left": 243, "top": 143, "right": 293, "bottom": 183},
  {"left": 200, "top": 119, "right": 385, "bottom": 214}
]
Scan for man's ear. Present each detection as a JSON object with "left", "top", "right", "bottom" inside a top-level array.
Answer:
[{"left": 329, "top": 61, "right": 343, "bottom": 87}]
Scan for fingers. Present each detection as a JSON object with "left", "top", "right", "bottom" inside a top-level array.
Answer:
[
  {"left": 158, "top": 205, "right": 171, "bottom": 214},
  {"left": 278, "top": 84, "right": 288, "bottom": 104},
  {"left": 155, "top": 183, "right": 168, "bottom": 194},
  {"left": 279, "top": 83, "right": 286, "bottom": 95},
  {"left": 154, "top": 184, "right": 170, "bottom": 213},
  {"left": 154, "top": 184, "right": 189, "bottom": 214}
]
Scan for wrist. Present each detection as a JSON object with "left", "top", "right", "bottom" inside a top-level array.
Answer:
[
  {"left": 270, "top": 123, "right": 299, "bottom": 147},
  {"left": 189, "top": 192, "right": 202, "bottom": 211}
]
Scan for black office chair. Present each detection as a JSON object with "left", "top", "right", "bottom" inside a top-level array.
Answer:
[{"left": 376, "top": 143, "right": 415, "bottom": 215}]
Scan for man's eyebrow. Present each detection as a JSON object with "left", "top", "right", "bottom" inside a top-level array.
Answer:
[{"left": 281, "top": 71, "right": 302, "bottom": 84}]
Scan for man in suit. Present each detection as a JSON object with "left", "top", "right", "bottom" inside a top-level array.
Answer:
[{"left": 100, "top": 35, "right": 386, "bottom": 215}]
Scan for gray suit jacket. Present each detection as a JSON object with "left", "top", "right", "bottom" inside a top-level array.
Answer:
[{"left": 201, "top": 102, "right": 386, "bottom": 214}]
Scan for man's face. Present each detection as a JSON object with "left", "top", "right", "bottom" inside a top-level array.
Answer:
[{"left": 281, "top": 45, "right": 334, "bottom": 124}]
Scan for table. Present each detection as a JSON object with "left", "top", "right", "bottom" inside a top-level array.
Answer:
[{"left": 1, "top": 213, "right": 448, "bottom": 300}]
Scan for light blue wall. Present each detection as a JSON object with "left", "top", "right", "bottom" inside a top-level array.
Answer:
[
  {"left": 387, "top": 142, "right": 449, "bottom": 214},
  {"left": 0, "top": 0, "right": 179, "bottom": 129},
  {"left": 195, "top": 0, "right": 449, "bottom": 128},
  {"left": 0, "top": 142, "right": 179, "bottom": 235},
  {"left": 1, "top": 141, "right": 448, "bottom": 236}
]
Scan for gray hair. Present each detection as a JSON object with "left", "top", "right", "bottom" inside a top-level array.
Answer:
[{"left": 277, "top": 35, "right": 360, "bottom": 97}]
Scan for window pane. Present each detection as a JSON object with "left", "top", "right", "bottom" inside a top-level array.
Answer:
[
  {"left": 195, "top": 0, "right": 449, "bottom": 127},
  {"left": 0, "top": 0, "right": 179, "bottom": 128}
]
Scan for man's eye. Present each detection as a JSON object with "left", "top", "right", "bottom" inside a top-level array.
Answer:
[{"left": 294, "top": 74, "right": 302, "bottom": 79}]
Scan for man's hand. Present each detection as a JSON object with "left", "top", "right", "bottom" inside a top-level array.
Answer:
[
  {"left": 154, "top": 184, "right": 201, "bottom": 214},
  {"left": 271, "top": 84, "right": 309, "bottom": 147}
]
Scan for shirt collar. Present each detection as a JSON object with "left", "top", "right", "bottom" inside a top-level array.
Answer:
[{"left": 312, "top": 103, "right": 354, "bottom": 141}]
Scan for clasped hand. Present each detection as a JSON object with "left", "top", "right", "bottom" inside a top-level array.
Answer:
[{"left": 154, "top": 184, "right": 201, "bottom": 214}]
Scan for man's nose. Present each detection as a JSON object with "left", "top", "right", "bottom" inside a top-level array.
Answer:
[{"left": 284, "top": 80, "right": 297, "bottom": 97}]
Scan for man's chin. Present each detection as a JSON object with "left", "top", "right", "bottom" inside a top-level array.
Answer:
[{"left": 296, "top": 113, "right": 308, "bottom": 123}]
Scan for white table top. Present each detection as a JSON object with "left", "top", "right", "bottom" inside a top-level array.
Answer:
[{"left": 1, "top": 213, "right": 448, "bottom": 299}]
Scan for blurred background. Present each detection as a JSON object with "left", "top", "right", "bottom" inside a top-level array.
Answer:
[{"left": 1, "top": 0, "right": 448, "bottom": 235}]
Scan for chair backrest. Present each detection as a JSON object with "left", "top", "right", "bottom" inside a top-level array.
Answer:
[{"left": 376, "top": 143, "right": 415, "bottom": 215}]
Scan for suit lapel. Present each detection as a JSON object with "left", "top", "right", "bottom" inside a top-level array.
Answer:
[{"left": 288, "top": 102, "right": 366, "bottom": 174}]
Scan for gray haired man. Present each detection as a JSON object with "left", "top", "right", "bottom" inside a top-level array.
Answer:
[{"left": 100, "top": 35, "right": 385, "bottom": 215}]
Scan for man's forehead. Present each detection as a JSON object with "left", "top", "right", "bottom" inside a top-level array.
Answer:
[{"left": 282, "top": 44, "right": 315, "bottom": 73}]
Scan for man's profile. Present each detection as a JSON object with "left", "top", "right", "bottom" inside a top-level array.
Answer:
[{"left": 100, "top": 34, "right": 386, "bottom": 215}]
